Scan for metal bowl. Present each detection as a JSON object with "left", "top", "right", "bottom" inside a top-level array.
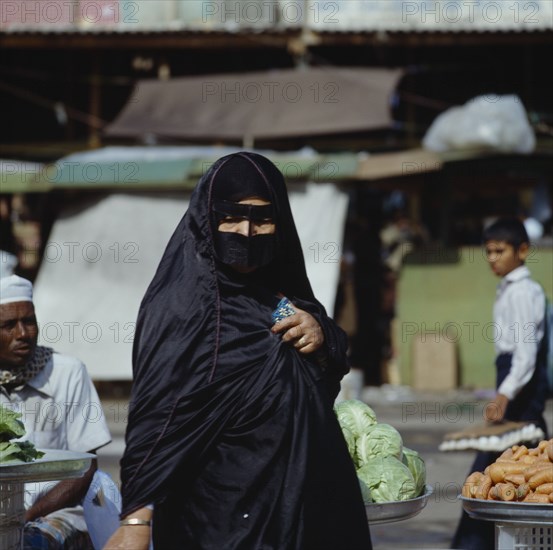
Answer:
[
  {"left": 460, "top": 495, "right": 553, "bottom": 525},
  {"left": 0, "top": 449, "right": 94, "bottom": 482},
  {"left": 365, "top": 485, "right": 433, "bottom": 524}
]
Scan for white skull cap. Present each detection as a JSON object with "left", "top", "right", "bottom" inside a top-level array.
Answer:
[{"left": 0, "top": 275, "right": 33, "bottom": 305}]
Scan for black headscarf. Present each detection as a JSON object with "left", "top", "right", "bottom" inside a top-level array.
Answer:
[
  {"left": 121, "top": 152, "right": 371, "bottom": 549},
  {"left": 210, "top": 155, "right": 277, "bottom": 270}
]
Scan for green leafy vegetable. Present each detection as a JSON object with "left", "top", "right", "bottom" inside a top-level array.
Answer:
[
  {"left": 335, "top": 399, "right": 427, "bottom": 503},
  {"left": 334, "top": 399, "right": 377, "bottom": 439},
  {"left": 0, "top": 405, "right": 44, "bottom": 463},
  {"left": 402, "top": 447, "right": 426, "bottom": 496},
  {"left": 0, "top": 441, "right": 44, "bottom": 462},
  {"left": 357, "top": 457, "right": 418, "bottom": 502},
  {"left": 0, "top": 406, "right": 26, "bottom": 441},
  {"left": 0, "top": 442, "right": 22, "bottom": 462},
  {"left": 358, "top": 477, "right": 373, "bottom": 504},
  {"left": 356, "top": 423, "right": 403, "bottom": 466},
  {"left": 341, "top": 427, "right": 357, "bottom": 463}
]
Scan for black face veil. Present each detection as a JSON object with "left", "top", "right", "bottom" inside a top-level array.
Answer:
[{"left": 120, "top": 152, "right": 370, "bottom": 549}]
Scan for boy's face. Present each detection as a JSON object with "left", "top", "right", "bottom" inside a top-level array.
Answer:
[{"left": 485, "top": 240, "right": 528, "bottom": 278}]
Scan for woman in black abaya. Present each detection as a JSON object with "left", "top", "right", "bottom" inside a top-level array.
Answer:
[{"left": 106, "top": 152, "right": 372, "bottom": 550}]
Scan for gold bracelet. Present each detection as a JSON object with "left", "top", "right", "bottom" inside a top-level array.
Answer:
[{"left": 120, "top": 518, "right": 151, "bottom": 527}]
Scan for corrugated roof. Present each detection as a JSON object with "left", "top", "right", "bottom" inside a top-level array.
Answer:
[
  {"left": 1, "top": 0, "right": 551, "bottom": 34},
  {"left": 308, "top": 0, "right": 553, "bottom": 32},
  {"left": 0, "top": 27, "right": 298, "bottom": 35}
]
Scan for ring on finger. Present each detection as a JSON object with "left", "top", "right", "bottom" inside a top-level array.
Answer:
[{"left": 299, "top": 336, "right": 307, "bottom": 347}]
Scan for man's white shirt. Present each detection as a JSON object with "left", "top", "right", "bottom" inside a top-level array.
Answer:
[{"left": 1, "top": 352, "right": 111, "bottom": 530}]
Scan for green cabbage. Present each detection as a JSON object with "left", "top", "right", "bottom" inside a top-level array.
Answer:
[
  {"left": 334, "top": 400, "right": 377, "bottom": 438},
  {"left": 356, "top": 423, "right": 403, "bottom": 466},
  {"left": 358, "top": 477, "right": 373, "bottom": 504},
  {"left": 357, "top": 457, "right": 418, "bottom": 502},
  {"left": 341, "top": 426, "right": 357, "bottom": 463},
  {"left": 402, "top": 447, "right": 426, "bottom": 496}
]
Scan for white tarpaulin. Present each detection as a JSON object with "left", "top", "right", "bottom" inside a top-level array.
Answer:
[{"left": 34, "top": 184, "right": 347, "bottom": 379}]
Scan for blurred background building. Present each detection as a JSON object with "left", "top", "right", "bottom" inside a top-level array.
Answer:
[{"left": 1, "top": 0, "right": 552, "bottom": 390}]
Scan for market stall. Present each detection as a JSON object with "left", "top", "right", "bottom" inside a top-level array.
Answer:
[{"left": 459, "top": 438, "right": 553, "bottom": 550}]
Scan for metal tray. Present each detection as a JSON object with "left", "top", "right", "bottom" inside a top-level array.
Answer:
[
  {"left": 365, "top": 485, "right": 433, "bottom": 524},
  {"left": 0, "top": 449, "right": 94, "bottom": 482},
  {"left": 460, "top": 496, "right": 553, "bottom": 525}
]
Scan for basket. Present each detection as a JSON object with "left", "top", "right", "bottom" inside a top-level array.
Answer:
[{"left": 496, "top": 523, "right": 552, "bottom": 550}]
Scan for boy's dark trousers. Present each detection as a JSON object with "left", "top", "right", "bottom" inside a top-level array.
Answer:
[{"left": 451, "top": 353, "right": 549, "bottom": 550}]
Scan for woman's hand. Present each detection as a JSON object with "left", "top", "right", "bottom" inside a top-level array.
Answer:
[
  {"left": 103, "top": 526, "right": 151, "bottom": 550},
  {"left": 103, "top": 507, "right": 152, "bottom": 550},
  {"left": 271, "top": 306, "right": 324, "bottom": 354}
]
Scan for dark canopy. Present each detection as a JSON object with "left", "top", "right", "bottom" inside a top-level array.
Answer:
[{"left": 105, "top": 67, "right": 402, "bottom": 141}]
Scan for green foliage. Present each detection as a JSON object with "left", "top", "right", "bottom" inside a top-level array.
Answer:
[
  {"left": 0, "top": 405, "right": 44, "bottom": 463},
  {"left": 0, "top": 405, "right": 26, "bottom": 442},
  {"left": 402, "top": 447, "right": 427, "bottom": 497}
]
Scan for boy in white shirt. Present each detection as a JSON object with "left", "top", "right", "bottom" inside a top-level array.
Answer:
[
  {"left": 482, "top": 218, "right": 547, "bottom": 431},
  {"left": 452, "top": 217, "right": 548, "bottom": 550}
]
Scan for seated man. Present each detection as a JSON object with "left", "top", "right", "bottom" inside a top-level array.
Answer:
[{"left": 0, "top": 275, "right": 111, "bottom": 550}]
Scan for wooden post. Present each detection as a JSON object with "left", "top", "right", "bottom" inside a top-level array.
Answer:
[{"left": 88, "top": 56, "right": 101, "bottom": 148}]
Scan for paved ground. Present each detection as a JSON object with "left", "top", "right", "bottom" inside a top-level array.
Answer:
[{"left": 95, "top": 386, "right": 552, "bottom": 550}]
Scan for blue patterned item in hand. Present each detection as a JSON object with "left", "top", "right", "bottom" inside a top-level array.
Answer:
[{"left": 272, "top": 297, "right": 296, "bottom": 324}]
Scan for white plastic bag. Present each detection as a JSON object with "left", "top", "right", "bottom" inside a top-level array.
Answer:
[{"left": 422, "top": 95, "right": 536, "bottom": 154}]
